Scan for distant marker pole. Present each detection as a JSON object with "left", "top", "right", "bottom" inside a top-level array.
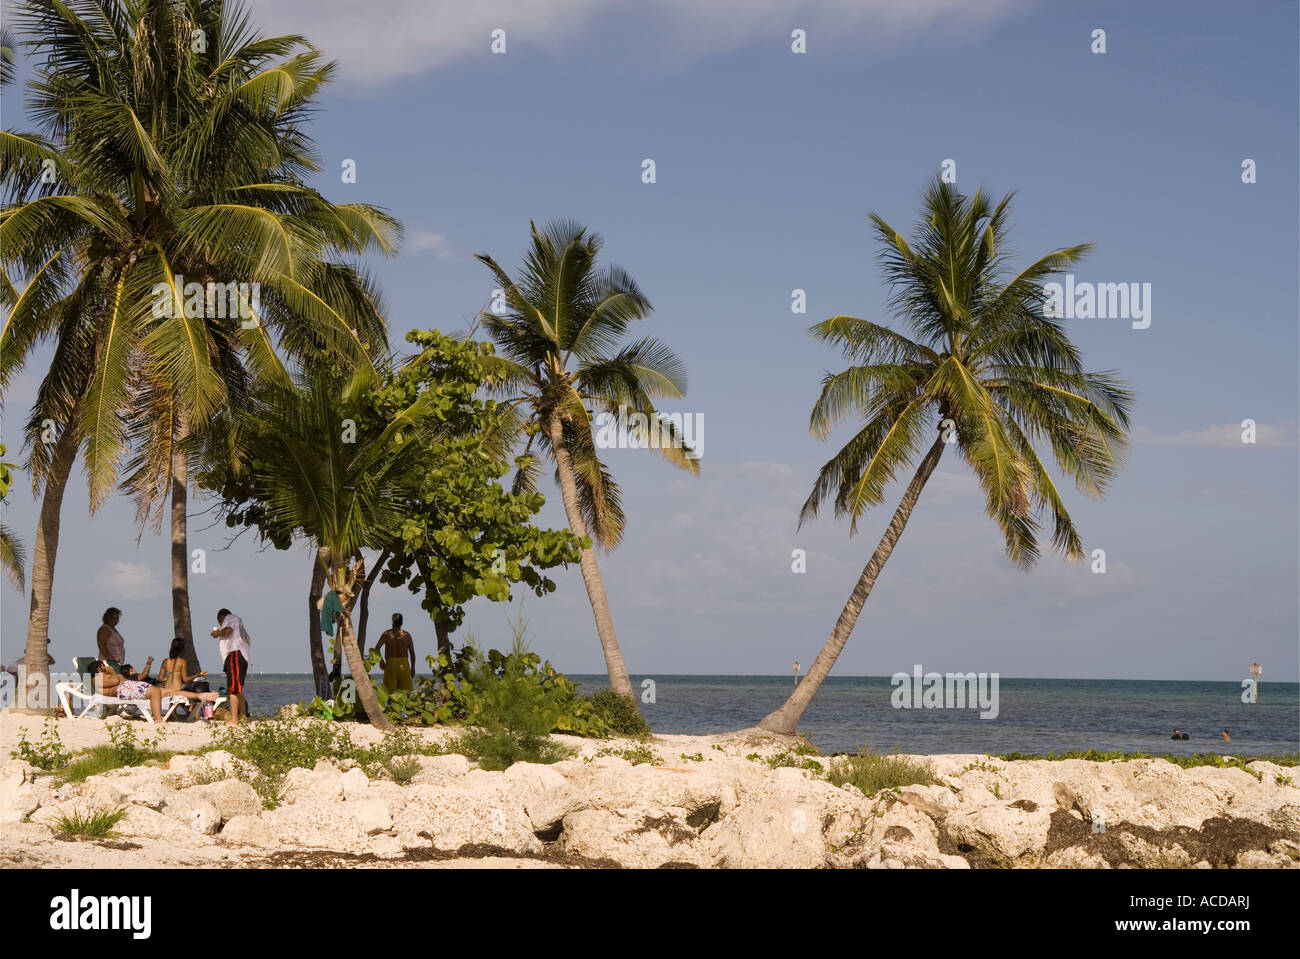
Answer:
[
  {"left": 1249, "top": 663, "right": 1261, "bottom": 703},
  {"left": 792, "top": 661, "right": 800, "bottom": 690}
]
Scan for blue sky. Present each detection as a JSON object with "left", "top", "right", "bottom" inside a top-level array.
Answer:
[{"left": 1, "top": 0, "right": 1297, "bottom": 683}]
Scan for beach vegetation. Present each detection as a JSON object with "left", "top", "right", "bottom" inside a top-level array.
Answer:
[
  {"left": 759, "top": 179, "right": 1133, "bottom": 734},
  {"left": 993, "top": 749, "right": 1298, "bottom": 771},
  {"left": 10, "top": 718, "right": 70, "bottom": 771},
  {"left": 827, "top": 748, "right": 935, "bottom": 797},
  {"left": 591, "top": 688, "right": 652, "bottom": 738},
  {"left": 59, "top": 724, "right": 169, "bottom": 783},
  {"left": 55, "top": 806, "right": 128, "bottom": 839},
  {"left": 454, "top": 626, "right": 577, "bottom": 770},
  {"left": 591, "top": 745, "right": 662, "bottom": 766}
]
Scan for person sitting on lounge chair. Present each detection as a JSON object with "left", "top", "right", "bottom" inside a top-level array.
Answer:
[{"left": 91, "top": 661, "right": 217, "bottom": 722}]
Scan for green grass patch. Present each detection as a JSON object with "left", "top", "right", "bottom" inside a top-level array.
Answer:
[
  {"left": 55, "top": 807, "right": 128, "bottom": 839},
  {"left": 827, "top": 747, "right": 934, "bottom": 797}
]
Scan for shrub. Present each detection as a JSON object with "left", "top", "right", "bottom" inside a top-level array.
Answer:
[
  {"left": 591, "top": 688, "right": 651, "bottom": 738},
  {"left": 827, "top": 747, "right": 934, "bottom": 797},
  {"left": 454, "top": 625, "right": 575, "bottom": 770},
  {"left": 56, "top": 807, "right": 127, "bottom": 838},
  {"left": 384, "top": 756, "right": 422, "bottom": 784},
  {"left": 11, "top": 719, "right": 70, "bottom": 771}
]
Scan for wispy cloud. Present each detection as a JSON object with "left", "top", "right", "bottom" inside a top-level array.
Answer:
[
  {"left": 93, "top": 561, "right": 160, "bottom": 602},
  {"left": 405, "top": 229, "right": 455, "bottom": 259},
  {"left": 254, "top": 0, "right": 1030, "bottom": 84},
  {"left": 1132, "top": 422, "right": 1298, "bottom": 449}
]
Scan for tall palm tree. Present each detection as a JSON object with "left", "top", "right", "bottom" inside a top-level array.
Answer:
[
  {"left": 1, "top": 0, "right": 397, "bottom": 696},
  {"left": 474, "top": 220, "right": 698, "bottom": 699},
  {"left": 758, "top": 180, "right": 1133, "bottom": 734}
]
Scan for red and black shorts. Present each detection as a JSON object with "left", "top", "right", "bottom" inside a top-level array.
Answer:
[{"left": 223, "top": 652, "right": 248, "bottom": 695}]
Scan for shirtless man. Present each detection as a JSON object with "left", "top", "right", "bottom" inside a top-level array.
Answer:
[{"left": 375, "top": 613, "right": 416, "bottom": 692}]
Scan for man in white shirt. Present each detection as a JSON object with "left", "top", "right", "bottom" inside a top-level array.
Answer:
[{"left": 210, "top": 608, "right": 251, "bottom": 725}]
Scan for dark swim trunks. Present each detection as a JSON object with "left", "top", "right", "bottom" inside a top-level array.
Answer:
[{"left": 223, "top": 652, "right": 248, "bottom": 695}]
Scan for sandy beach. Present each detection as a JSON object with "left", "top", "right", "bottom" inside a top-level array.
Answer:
[{"left": 3, "top": 712, "right": 1296, "bottom": 870}]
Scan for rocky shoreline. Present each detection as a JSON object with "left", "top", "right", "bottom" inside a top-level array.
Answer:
[{"left": 2, "top": 713, "right": 1296, "bottom": 869}]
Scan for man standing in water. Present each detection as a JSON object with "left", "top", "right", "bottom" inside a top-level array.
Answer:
[
  {"left": 210, "top": 608, "right": 251, "bottom": 724},
  {"left": 374, "top": 613, "right": 416, "bottom": 692}
]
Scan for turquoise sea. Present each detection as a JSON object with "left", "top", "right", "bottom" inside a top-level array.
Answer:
[{"left": 234, "top": 673, "right": 1299, "bottom": 756}]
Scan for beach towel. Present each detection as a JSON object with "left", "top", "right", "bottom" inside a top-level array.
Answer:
[{"left": 320, "top": 590, "right": 344, "bottom": 636}]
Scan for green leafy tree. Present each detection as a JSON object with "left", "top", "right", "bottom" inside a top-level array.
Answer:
[
  {"left": 203, "top": 331, "right": 583, "bottom": 723},
  {"left": 370, "top": 331, "right": 584, "bottom": 658},
  {"left": 1, "top": 1, "right": 397, "bottom": 702},
  {"left": 474, "top": 220, "right": 699, "bottom": 699},
  {"left": 759, "top": 180, "right": 1133, "bottom": 734}
]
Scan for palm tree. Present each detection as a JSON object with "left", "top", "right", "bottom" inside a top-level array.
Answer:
[
  {"left": 474, "top": 220, "right": 698, "bottom": 699},
  {"left": 211, "top": 372, "right": 439, "bottom": 731},
  {"left": 1, "top": 0, "right": 397, "bottom": 695},
  {"left": 758, "top": 179, "right": 1133, "bottom": 734}
]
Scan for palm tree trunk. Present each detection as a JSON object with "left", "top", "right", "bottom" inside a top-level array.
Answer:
[
  {"left": 20, "top": 424, "right": 78, "bottom": 713},
  {"left": 758, "top": 436, "right": 946, "bottom": 734},
  {"left": 546, "top": 412, "right": 634, "bottom": 699},
  {"left": 171, "top": 415, "right": 198, "bottom": 671},
  {"left": 308, "top": 547, "right": 329, "bottom": 698},
  {"left": 356, "top": 548, "right": 389, "bottom": 658},
  {"left": 336, "top": 588, "right": 392, "bottom": 732}
]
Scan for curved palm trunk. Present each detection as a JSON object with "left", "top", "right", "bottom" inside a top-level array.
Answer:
[
  {"left": 340, "top": 607, "right": 392, "bottom": 731},
  {"left": 758, "top": 436, "right": 946, "bottom": 734},
  {"left": 171, "top": 416, "right": 198, "bottom": 672},
  {"left": 20, "top": 424, "right": 78, "bottom": 713},
  {"left": 546, "top": 413, "right": 634, "bottom": 699},
  {"left": 330, "top": 556, "right": 392, "bottom": 731},
  {"left": 308, "top": 547, "right": 329, "bottom": 698},
  {"left": 356, "top": 548, "right": 388, "bottom": 659}
]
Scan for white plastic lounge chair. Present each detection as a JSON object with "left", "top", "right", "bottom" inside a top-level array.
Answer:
[{"left": 56, "top": 681, "right": 224, "bottom": 724}]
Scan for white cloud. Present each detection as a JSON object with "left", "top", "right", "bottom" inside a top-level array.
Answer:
[
  {"left": 93, "top": 561, "right": 160, "bottom": 602},
  {"left": 406, "top": 229, "right": 454, "bottom": 259},
  {"left": 254, "top": 0, "right": 1030, "bottom": 84},
  {"left": 1132, "top": 422, "right": 1298, "bottom": 449}
]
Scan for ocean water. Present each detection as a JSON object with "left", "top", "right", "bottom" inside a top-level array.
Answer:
[{"left": 235, "top": 673, "right": 1299, "bottom": 756}]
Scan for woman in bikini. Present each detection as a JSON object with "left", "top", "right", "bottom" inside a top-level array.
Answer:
[{"left": 158, "top": 637, "right": 206, "bottom": 691}]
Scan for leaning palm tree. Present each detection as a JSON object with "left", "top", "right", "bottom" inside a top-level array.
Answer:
[
  {"left": 1, "top": 0, "right": 397, "bottom": 696},
  {"left": 759, "top": 179, "right": 1133, "bottom": 734},
  {"left": 474, "top": 220, "right": 698, "bottom": 699}
]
